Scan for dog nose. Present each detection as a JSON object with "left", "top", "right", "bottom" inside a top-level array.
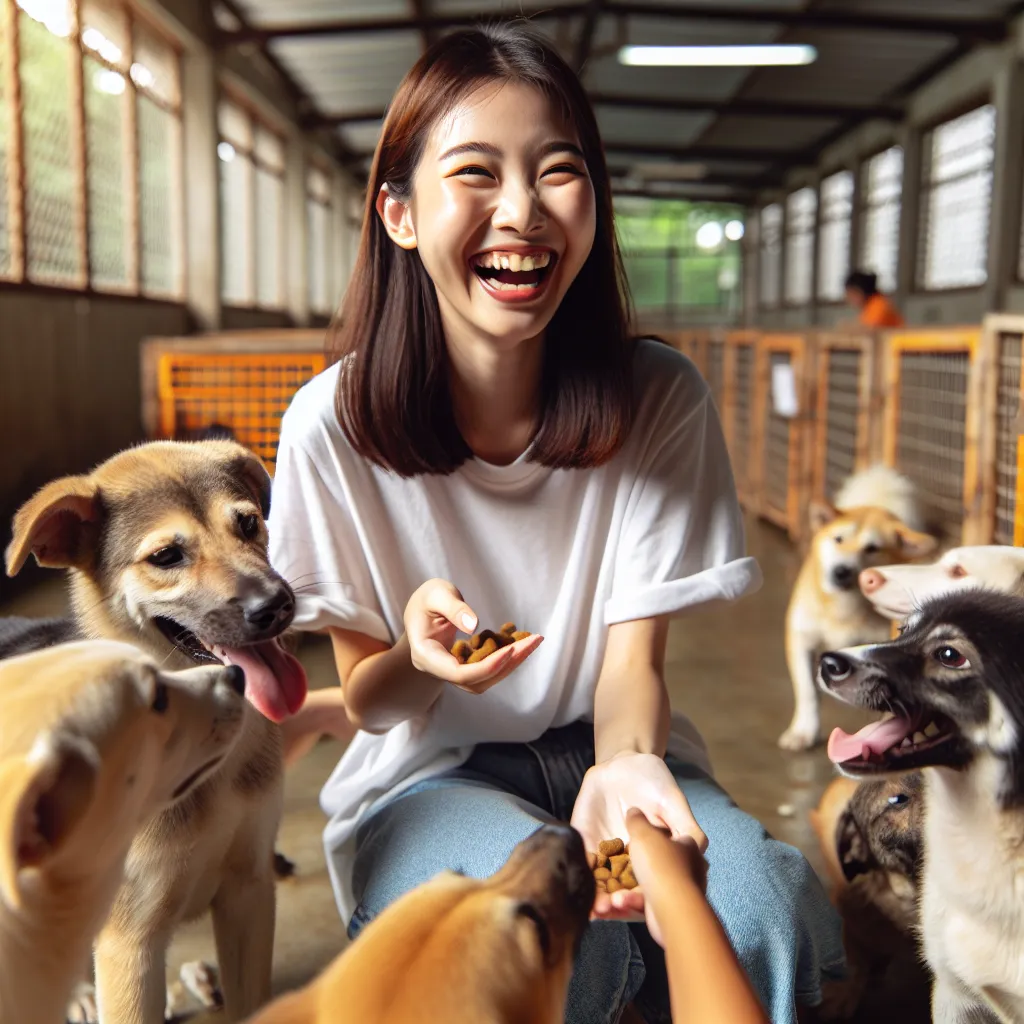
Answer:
[
  {"left": 860, "top": 568, "right": 885, "bottom": 594},
  {"left": 820, "top": 652, "right": 853, "bottom": 683},
  {"left": 243, "top": 588, "right": 295, "bottom": 633},
  {"left": 832, "top": 565, "right": 855, "bottom": 586},
  {"left": 224, "top": 664, "right": 245, "bottom": 696}
]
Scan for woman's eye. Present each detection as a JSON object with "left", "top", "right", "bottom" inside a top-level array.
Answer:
[
  {"left": 452, "top": 165, "right": 494, "bottom": 178},
  {"left": 541, "top": 164, "right": 583, "bottom": 179}
]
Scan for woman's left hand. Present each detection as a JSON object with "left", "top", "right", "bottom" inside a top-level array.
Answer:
[{"left": 569, "top": 752, "right": 707, "bottom": 921}]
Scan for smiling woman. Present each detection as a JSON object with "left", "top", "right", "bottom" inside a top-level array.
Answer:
[{"left": 269, "top": 22, "right": 843, "bottom": 1024}]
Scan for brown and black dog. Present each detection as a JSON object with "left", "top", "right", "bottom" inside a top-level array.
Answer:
[
  {"left": 812, "top": 772, "right": 925, "bottom": 1019},
  {"left": 4, "top": 441, "right": 308, "bottom": 1024}
]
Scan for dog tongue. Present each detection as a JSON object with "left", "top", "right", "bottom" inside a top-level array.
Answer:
[
  {"left": 827, "top": 716, "right": 914, "bottom": 765},
  {"left": 213, "top": 641, "right": 308, "bottom": 723}
]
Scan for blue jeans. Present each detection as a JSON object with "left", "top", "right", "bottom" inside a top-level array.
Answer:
[{"left": 345, "top": 722, "right": 844, "bottom": 1024}]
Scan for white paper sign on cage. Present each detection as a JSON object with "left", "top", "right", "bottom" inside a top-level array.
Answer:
[{"left": 772, "top": 362, "right": 799, "bottom": 418}]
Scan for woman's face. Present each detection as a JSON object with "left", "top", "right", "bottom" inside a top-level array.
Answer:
[
  {"left": 380, "top": 81, "right": 597, "bottom": 351},
  {"left": 845, "top": 285, "right": 866, "bottom": 309}
]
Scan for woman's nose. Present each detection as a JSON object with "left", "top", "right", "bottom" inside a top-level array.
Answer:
[{"left": 493, "top": 182, "right": 543, "bottom": 235}]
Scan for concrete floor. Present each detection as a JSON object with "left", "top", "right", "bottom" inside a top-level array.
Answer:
[{"left": 2, "top": 519, "right": 930, "bottom": 1022}]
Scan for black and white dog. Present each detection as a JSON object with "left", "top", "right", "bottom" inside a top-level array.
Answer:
[{"left": 819, "top": 590, "right": 1024, "bottom": 1024}]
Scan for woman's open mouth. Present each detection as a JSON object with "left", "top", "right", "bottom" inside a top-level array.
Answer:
[{"left": 470, "top": 249, "right": 556, "bottom": 303}]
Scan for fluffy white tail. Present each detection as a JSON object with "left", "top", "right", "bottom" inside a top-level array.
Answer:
[{"left": 834, "top": 465, "right": 927, "bottom": 531}]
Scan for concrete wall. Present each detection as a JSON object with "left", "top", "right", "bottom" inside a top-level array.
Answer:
[
  {"left": 747, "top": 20, "right": 1024, "bottom": 329},
  {"left": 0, "top": 0, "right": 359, "bottom": 600}
]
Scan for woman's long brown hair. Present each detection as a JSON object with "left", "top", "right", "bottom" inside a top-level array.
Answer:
[{"left": 329, "top": 23, "right": 635, "bottom": 476}]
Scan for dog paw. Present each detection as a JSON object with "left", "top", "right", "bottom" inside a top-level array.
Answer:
[
  {"left": 274, "top": 850, "right": 297, "bottom": 879},
  {"left": 179, "top": 961, "right": 223, "bottom": 1009},
  {"left": 816, "top": 976, "right": 865, "bottom": 1020},
  {"left": 778, "top": 724, "right": 819, "bottom": 751},
  {"left": 66, "top": 982, "right": 98, "bottom": 1024}
]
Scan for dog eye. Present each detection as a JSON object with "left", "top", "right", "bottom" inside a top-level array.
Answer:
[
  {"left": 887, "top": 793, "right": 909, "bottom": 807},
  {"left": 863, "top": 543, "right": 879, "bottom": 555},
  {"left": 238, "top": 513, "right": 261, "bottom": 540},
  {"left": 833, "top": 535, "right": 844, "bottom": 544},
  {"left": 147, "top": 546, "right": 184, "bottom": 569},
  {"left": 151, "top": 683, "right": 169, "bottom": 713},
  {"left": 935, "top": 646, "right": 969, "bottom": 669},
  {"left": 516, "top": 903, "right": 551, "bottom": 956}
]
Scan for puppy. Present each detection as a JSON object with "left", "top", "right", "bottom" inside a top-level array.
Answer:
[
  {"left": 860, "top": 545, "right": 1024, "bottom": 621},
  {"left": 780, "top": 465, "right": 937, "bottom": 750},
  {"left": 4, "top": 441, "right": 308, "bottom": 1024},
  {"left": 812, "top": 773, "right": 924, "bottom": 1019},
  {"left": 0, "top": 641, "right": 245, "bottom": 1024},
  {"left": 245, "top": 824, "right": 594, "bottom": 1024},
  {"left": 821, "top": 591, "right": 1024, "bottom": 1024}
]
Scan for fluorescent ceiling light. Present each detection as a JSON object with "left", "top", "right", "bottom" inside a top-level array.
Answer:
[{"left": 618, "top": 44, "right": 818, "bottom": 67}]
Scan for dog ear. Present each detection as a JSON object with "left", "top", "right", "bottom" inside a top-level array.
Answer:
[
  {"left": 0, "top": 737, "right": 97, "bottom": 908},
  {"left": 5, "top": 475, "right": 101, "bottom": 577},
  {"left": 835, "top": 807, "right": 875, "bottom": 883},
  {"left": 228, "top": 450, "right": 272, "bottom": 520},
  {"left": 894, "top": 525, "right": 938, "bottom": 558},
  {"left": 810, "top": 502, "right": 839, "bottom": 533}
]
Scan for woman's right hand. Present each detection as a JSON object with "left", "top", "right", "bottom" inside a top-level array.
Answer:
[{"left": 403, "top": 579, "right": 543, "bottom": 694}]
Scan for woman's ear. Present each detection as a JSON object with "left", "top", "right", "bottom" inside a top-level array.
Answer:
[{"left": 376, "top": 184, "right": 418, "bottom": 251}]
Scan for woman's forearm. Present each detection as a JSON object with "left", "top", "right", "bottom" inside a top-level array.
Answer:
[
  {"left": 594, "top": 661, "right": 671, "bottom": 762},
  {"left": 655, "top": 880, "right": 770, "bottom": 1024},
  {"left": 332, "top": 631, "right": 445, "bottom": 733}
]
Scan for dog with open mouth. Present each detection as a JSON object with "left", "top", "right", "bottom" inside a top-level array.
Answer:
[
  {"left": 3, "top": 440, "right": 308, "bottom": 1024},
  {"left": 819, "top": 590, "right": 1024, "bottom": 1024}
]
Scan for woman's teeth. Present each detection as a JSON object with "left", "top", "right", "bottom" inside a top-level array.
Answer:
[{"left": 472, "top": 251, "right": 552, "bottom": 271}]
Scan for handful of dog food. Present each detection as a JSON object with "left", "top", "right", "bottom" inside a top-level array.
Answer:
[
  {"left": 588, "top": 838, "right": 639, "bottom": 893},
  {"left": 450, "top": 622, "right": 532, "bottom": 664}
]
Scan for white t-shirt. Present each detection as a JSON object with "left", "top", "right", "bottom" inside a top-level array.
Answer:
[{"left": 268, "top": 339, "right": 762, "bottom": 917}]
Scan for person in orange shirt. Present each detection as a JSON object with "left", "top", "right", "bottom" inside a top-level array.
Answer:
[{"left": 845, "top": 270, "right": 904, "bottom": 328}]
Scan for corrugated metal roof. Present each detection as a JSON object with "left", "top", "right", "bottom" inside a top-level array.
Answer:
[{"left": 218, "top": 0, "right": 1022, "bottom": 201}]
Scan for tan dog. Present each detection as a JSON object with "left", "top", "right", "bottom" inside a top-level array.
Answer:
[
  {"left": 812, "top": 773, "right": 924, "bottom": 1019},
  {"left": 244, "top": 825, "right": 594, "bottom": 1024},
  {"left": 0, "top": 640, "right": 245, "bottom": 1024},
  {"left": 860, "top": 544, "right": 1024, "bottom": 621},
  {"left": 780, "top": 466, "right": 937, "bottom": 751},
  {"left": 4, "top": 441, "right": 308, "bottom": 1024}
]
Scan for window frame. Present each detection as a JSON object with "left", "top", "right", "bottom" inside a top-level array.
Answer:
[
  {"left": 784, "top": 185, "right": 817, "bottom": 308},
  {"left": 915, "top": 98, "right": 996, "bottom": 295},
  {"left": 305, "top": 158, "right": 333, "bottom": 317},
  {"left": 816, "top": 168, "right": 854, "bottom": 305},
  {"left": 857, "top": 142, "right": 903, "bottom": 297},
  {"left": 758, "top": 202, "right": 783, "bottom": 311},
  {"left": 0, "top": 0, "right": 185, "bottom": 301},
  {"left": 217, "top": 89, "right": 287, "bottom": 312}
]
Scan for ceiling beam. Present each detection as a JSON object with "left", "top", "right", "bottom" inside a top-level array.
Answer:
[
  {"left": 305, "top": 92, "right": 902, "bottom": 129},
  {"left": 573, "top": 0, "right": 604, "bottom": 74},
  {"left": 216, "top": 4, "right": 580, "bottom": 46},
  {"left": 604, "top": 142, "right": 791, "bottom": 163},
  {"left": 601, "top": 3, "right": 1007, "bottom": 41},
  {"left": 217, "top": 3, "right": 1008, "bottom": 46}
]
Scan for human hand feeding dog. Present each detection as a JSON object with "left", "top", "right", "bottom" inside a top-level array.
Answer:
[
  {"left": 242, "top": 825, "right": 594, "bottom": 1024},
  {"left": 819, "top": 591, "right": 1024, "bottom": 1024},
  {"left": 0, "top": 641, "right": 246, "bottom": 1024}
]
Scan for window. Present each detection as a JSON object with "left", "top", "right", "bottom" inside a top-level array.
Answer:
[
  {"left": 918, "top": 104, "right": 995, "bottom": 291},
  {"left": 307, "top": 164, "right": 333, "bottom": 315},
  {"left": 759, "top": 203, "right": 782, "bottom": 309},
  {"left": 859, "top": 146, "right": 902, "bottom": 295},
  {"left": 0, "top": 0, "right": 183, "bottom": 295},
  {"left": 785, "top": 187, "right": 816, "bottom": 305},
  {"left": 218, "top": 99, "right": 286, "bottom": 308},
  {"left": 817, "top": 171, "right": 853, "bottom": 302}
]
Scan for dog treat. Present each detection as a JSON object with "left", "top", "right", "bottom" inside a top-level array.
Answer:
[
  {"left": 450, "top": 623, "right": 532, "bottom": 663},
  {"left": 591, "top": 840, "right": 639, "bottom": 893}
]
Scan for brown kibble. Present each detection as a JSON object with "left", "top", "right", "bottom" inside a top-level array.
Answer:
[
  {"left": 609, "top": 854, "right": 630, "bottom": 879},
  {"left": 620, "top": 867, "right": 638, "bottom": 890},
  {"left": 598, "top": 839, "right": 624, "bottom": 858},
  {"left": 595, "top": 880, "right": 607, "bottom": 892},
  {"left": 593, "top": 867, "right": 611, "bottom": 881},
  {"left": 606, "top": 877, "right": 623, "bottom": 893},
  {"left": 451, "top": 640, "right": 472, "bottom": 663},
  {"left": 511, "top": 631, "right": 532, "bottom": 642},
  {"left": 466, "top": 638, "right": 499, "bottom": 663},
  {"left": 499, "top": 622, "right": 517, "bottom": 636},
  {"left": 468, "top": 633, "right": 484, "bottom": 650}
]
